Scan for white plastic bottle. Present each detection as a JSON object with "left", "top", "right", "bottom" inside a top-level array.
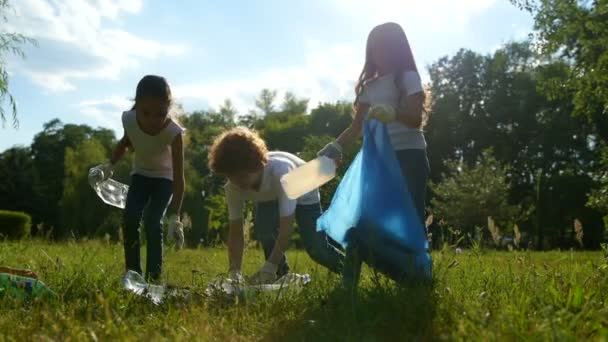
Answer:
[{"left": 280, "top": 156, "right": 337, "bottom": 200}]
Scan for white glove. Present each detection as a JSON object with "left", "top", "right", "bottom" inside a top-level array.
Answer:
[
  {"left": 248, "top": 261, "right": 278, "bottom": 285},
  {"left": 369, "top": 104, "right": 396, "bottom": 123},
  {"left": 228, "top": 269, "right": 245, "bottom": 284},
  {"left": 317, "top": 141, "right": 343, "bottom": 161},
  {"left": 167, "top": 214, "right": 184, "bottom": 249}
]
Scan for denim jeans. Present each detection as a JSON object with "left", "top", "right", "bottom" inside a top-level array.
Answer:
[
  {"left": 395, "top": 149, "right": 430, "bottom": 228},
  {"left": 123, "top": 174, "right": 173, "bottom": 281},
  {"left": 254, "top": 201, "right": 344, "bottom": 277}
]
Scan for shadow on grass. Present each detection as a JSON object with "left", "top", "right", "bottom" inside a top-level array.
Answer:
[{"left": 265, "top": 277, "right": 437, "bottom": 341}]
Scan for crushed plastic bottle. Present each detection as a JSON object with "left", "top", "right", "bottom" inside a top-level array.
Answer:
[
  {"left": 89, "top": 167, "right": 129, "bottom": 209},
  {"left": 204, "top": 273, "right": 311, "bottom": 300},
  {"left": 122, "top": 270, "right": 165, "bottom": 305}
]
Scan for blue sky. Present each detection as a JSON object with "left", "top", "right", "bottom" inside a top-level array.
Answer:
[{"left": 0, "top": 0, "right": 532, "bottom": 151}]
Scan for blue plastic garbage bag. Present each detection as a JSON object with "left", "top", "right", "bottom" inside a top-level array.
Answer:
[{"left": 317, "top": 119, "right": 432, "bottom": 281}]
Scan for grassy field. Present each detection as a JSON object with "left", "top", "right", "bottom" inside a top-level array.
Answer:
[{"left": 0, "top": 240, "right": 607, "bottom": 341}]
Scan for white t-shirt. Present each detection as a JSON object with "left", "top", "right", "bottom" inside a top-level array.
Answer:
[
  {"left": 122, "top": 110, "right": 185, "bottom": 181},
  {"left": 225, "top": 151, "right": 321, "bottom": 220},
  {"left": 359, "top": 70, "right": 426, "bottom": 150}
]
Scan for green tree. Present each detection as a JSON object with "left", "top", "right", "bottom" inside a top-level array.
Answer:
[
  {"left": 427, "top": 42, "right": 601, "bottom": 249},
  {"left": 205, "top": 194, "right": 229, "bottom": 244},
  {"left": 587, "top": 146, "right": 608, "bottom": 241},
  {"left": 254, "top": 89, "right": 277, "bottom": 116},
  {"left": 510, "top": 0, "right": 608, "bottom": 142},
  {"left": 262, "top": 114, "right": 310, "bottom": 153},
  {"left": 0, "top": 0, "right": 35, "bottom": 126},
  {"left": 0, "top": 147, "right": 39, "bottom": 222},
  {"left": 180, "top": 109, "right": 237, "bottom": 246},
  {"left": 61, "top": 138, "right": 111, "bottom": 238},
  {"left": 281, "top": 92, "right": 309, "bottom": 115},
  {"left": 308, "top": 101, "right": 353, "bottom": 137},
  {"left": 218, "top": 98, "right": 237, "bottom": 124},
  {"left": 30, "top": 119, "right": 118, "bottom": 237},
  {"left": 431, "top": 149, "right": 522, "bottom": 241}
]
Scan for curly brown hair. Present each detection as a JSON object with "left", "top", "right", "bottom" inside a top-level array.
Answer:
[{"left": 208, "top": 127, "right": 269, "bottom": 175}]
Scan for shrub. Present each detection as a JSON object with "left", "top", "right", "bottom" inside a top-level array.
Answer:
[
  {"left": 0, "top": 210, "right": 31, "bottom": 240},
  {"left": 431, "top": 149, "right": 522, "bottom": 240}
]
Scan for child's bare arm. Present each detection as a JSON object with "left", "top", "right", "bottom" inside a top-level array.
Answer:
[
  {"left": 228, "top": 219, "right": 245, "bottom": 271},
  {"left": 396, "top": 92, "right": 424, "bottom": 128},
  {"left": 336, "top": 102, "right": 369, "bottom": 148},
  {"left": 110, "top": 130, "right": 131, "bottom": 165},
  {"left": 268, "top": 215, "right": 296, "bottom": 265}
]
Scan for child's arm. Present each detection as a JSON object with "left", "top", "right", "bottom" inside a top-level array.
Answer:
[
  {"left": 249, "top": 214, "right": 295, "bottom": 283},
  {"left": 396, "top": 92, "right": 425, "bottom": 128},
  {"left": 110, "top": 131, "right": 131, "bottom": 165},
  {"left": 91, "top": 131, "right": 129, "bottom": 182},
  {"left": 318, "top": 102, "right": 369, "bottom": 159},
  {"left": 250, "top": 188, "right": 296, "bottom": 283},
  {"left": 395, "top": 71, "right": 425, "bottom": 128},
  {"left": 228, "top": 219, "right": 245, "bottom": 271},
  {"left": 267, "top": 184, "right": 298, "bottom": 264},
  {"left": 169, "top": 133, "right": 185, "bottom": 216},
  {"left": 225, "top": 187, "right": 246, "bottom": 274},
  {"left": 336, "top": 102, "right": 369, "bottom": 148},
  {"left": 268, "top": 215, "right": 296, "bottom": 265}
]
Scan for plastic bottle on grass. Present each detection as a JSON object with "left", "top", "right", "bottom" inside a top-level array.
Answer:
[
  {"left": 204, "top": 273, "right": 311, "bottom": 300},
  {"left": 122, "top": 270, "right": 165, "bottom": 305}
]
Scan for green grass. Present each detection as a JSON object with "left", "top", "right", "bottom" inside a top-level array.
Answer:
[{"left": 0, "top": 240, "right": 607, "bottom": 341}]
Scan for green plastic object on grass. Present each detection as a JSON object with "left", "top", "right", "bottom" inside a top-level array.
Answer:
[{"left": 0, "top": 273, "right": 57, "bottom": 300}]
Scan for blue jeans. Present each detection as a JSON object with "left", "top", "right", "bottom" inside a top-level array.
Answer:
[
  {"left": 123, "top": 174, "right": 173, "bottom": 281},
  {"left": 395, "top": 149, "right": 430, "bottom": 228},
  {"left": 254, "top": 201, "right": 344, "bottom": 277},
  {"left": 343, "top": 149, "right": 430, "bottom": 286}
]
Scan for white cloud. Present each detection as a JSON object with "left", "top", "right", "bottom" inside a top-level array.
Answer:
[
  {"left": 77, "top": 95, "right": 131, "bottom": 131},
  {"left": 96, "top": 0, "right": 143, "bottom": 19},
  {"left": 328, "top": 0, "right": 498, "bottom": 31},
  {"left": 5, "top": 0, "right": 185, "bottom": 92},
  {"left": 23, "top": 70, "right": 78, "bottom": 92},
  {"left": 172, "top": 43, "right": 362, "bottom": 115}
]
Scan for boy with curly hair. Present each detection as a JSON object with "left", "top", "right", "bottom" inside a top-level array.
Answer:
[{"left": 208, "top": 127, "right": 344, "bottom": 284}]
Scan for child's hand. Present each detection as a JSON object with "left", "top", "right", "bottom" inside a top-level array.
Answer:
[
  {"left": 356, "top": 102, "right": 370, "bottom": 115},
  {"left": 167, "top": 214, "right": 184, "bottom": 249},
  {"left": 350, "top": 102, "right": 369, "bottom": 119},
  {"left": 369, "top": 104, "right": 396, "bottom": 123},
  {"left": 317, "top": 141, "right": 343, "bottom": 161}
]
